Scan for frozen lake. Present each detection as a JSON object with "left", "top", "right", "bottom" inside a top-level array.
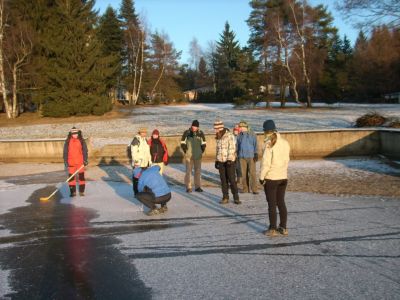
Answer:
[{"left": 0, "top": 103, "right": 399, "bottom": 144}]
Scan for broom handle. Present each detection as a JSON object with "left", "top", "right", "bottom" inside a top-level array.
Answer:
[{"left": 65, "top": 164, "right": 85, "bottom": 182}]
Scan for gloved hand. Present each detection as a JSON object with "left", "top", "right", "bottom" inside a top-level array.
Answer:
[
  {"left": 201, "top": 144, "right": 206, "bottom": 153},
  {"left": 84, "top": 160, "right": 88, "bottom": 166},
  {"left": 64, "top": 163, "right": 69, "bottom": 169},
  {"left": 253, "top": 153, "right": 258, "bottom": 162},
  {"left": 181, "top": 144, "right": 188, "bottom": 153},
  {"left": 226, "top": 160, "right": 234, "bottom": 166},
  {"left": 164, "top": 161, "right": 168, "bottom": 166},
  {"left": 215, "top": 161, "right": 220, "bottom": 169},
  {"left": 259, "top": 179, "right": 266, "bottom": 185}
]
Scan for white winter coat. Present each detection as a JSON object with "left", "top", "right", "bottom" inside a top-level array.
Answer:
[
  {"left": 259, "top": 133, "right": 290, "bottom": 180},
  {"left": 130, "top": 135, "right": 151, "bottom": 168}
]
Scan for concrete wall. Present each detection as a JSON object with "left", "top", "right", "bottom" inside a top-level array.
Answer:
[
  {"left": 0, "top": 129, "right": 398, "bottom": 164},
  {"left": 379, "top": 129, "right": 400, "bottom": 159}
]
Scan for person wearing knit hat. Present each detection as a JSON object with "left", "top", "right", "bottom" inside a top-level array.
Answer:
[
  {"left": 259, "top": 119, "right": 290, "bottom": 237},
  {"left": 237, "top": 120, "right": 258, "bottom": 195},
  {"left": 128, "top": 126, "right": 151, "bottom": 195},
  {"left": 180, "top": 120, "right": 207, "bottom": 193},
  {"left": 214, "top": 120, "right": 240, "bottom": 205},
  {"left": 63, "top": 127, "right": 88, "bottom": 197},
  {"left": 232, "top": 124, "right": 242, "bottom": 184},
  {"left": 148, "top": 129, "right": 169, "bottom": 174}
]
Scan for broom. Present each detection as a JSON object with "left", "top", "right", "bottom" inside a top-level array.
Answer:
[{"left": 40, "top": 164, "right": 85, "bottom": 201}]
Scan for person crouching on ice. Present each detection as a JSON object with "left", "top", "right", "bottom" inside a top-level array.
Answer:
[
  {"left": 63, "top": 127, "right": 88, "bottom": 197},
  {"left": 133, "top": 165, "right": 172, "bottom": 216}
]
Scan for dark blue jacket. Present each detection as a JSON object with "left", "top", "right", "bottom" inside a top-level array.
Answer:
[
  {"left": 237, "top": 132, "right": 257, "bottom": 158},
  {"left": 135, "top": 166, "right": 171, "bottom": 197}
]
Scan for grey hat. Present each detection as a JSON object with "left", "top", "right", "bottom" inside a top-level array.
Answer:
[{"left": 263, "top": 120, "right": 276, "bottom": 131}]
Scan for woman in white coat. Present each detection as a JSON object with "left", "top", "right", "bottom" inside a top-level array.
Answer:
[{"left": 259, "top": 120, "right": 290, "bottom": 237}]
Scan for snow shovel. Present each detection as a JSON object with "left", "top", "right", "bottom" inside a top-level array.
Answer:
[{"left": 40, "top": 164, "right": 85, "bottom": 201}]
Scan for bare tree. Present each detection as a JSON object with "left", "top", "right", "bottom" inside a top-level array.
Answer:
[
  {"left": 0, "top": 0, "right": 33, "bottom": 119},
  {"left": 188, "top": 37, "right": 203, "bottom": 70},
  {"left": 205, "top": 40, "right": 217, "bottom": 93},
  {"left": 289, "top": 0, "right": 312, "bottom": 107},
  {"left": 335, "top": 0, "right": 400, "bottom": 29}
]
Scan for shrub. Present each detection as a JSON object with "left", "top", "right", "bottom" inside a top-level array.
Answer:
[{"left": 355, "top": 112, "right": 386, "bottom": 127}]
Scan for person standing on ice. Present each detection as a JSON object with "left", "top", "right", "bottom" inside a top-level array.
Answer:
[
  {"left": 133, "top": 165, "right": 172, "bottom": 216},
  {"left": 129, "top": 127, "right": 151, "bottom": 195},
  {"left": 63, "top": 127, "right": 88, "bottom": 197},
  {"left": 237, "top": 120, "right": 258, "bottom": 194},
  {"left": 148, "top": 129, "right": 169, "bottom": 174},
  {"left": 214, "top": 120, "right": 240, "bottom": 205},
  {"left": 232, "top": 124, "right": 242, "bottom": 184},
  {"left": 259, "top": 120, "right": 290, "bottom": 237},
  {"left": 180, "top": 120, "right": 207, "bottom": 193}
]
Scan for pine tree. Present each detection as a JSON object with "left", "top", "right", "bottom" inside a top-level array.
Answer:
[
  {"left": 98, "top": 6, "right": 124, "bottom": 90},
  {"left": 36, "top": 0, "right": 115, "bottom": 117},
  {"left": 215, "top": 22, "right": 244, "bottom": 101}
]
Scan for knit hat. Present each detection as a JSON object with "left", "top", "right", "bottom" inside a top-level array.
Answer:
[
  {"left": 152, "top": 129, "right": 160, "bottom": 136},
  {"left": 138, "top": 127, "right": 147, "bottom": 133},
  {"left": 213, "top": 120, "right": 224, "bottom": 130},
  {"left": 70, "top": 127, "right": 79, "bottom": 134},
  {"left": 239, "top": 120, "right": 248, "bottom": 128},
  {"left": 191, "top": 120, "right": 200, "bottom": 127},
  {"left": 263, "top": 120, "right": 276, "bottom": 131}
]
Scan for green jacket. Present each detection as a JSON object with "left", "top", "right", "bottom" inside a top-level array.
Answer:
[{"left": 180, "top": 128, "right": 207, "bottom": 160}]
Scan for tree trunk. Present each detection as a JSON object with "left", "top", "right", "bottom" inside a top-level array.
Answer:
[
  {"left": 12, "top": 64, "right": 19, "bottom": 118},
  {"left": 0, "top": 0, "right": 11, "bottom": 118},
  {"left": 150, "top": 64, "right": 164, "bottom": 101},
  {"left": 135, "top": 31, "right": 144, "bottom": 105}
]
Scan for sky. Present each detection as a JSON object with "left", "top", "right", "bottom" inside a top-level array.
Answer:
[{"left": 94, "top": 0, "right": 359, "bottom": 64}]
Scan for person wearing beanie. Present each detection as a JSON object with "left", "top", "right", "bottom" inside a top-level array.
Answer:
[
  {"left": 214, "top": 120, "right": 240, "bottom": 205},
  {"left": 259, "top": 119, "right": 290, "bottom": 237},
  {"left": 63, "top": 127, "right": 88, "bottom": 197},
  {"left": 128, "top": 127, "right": 151, "bottom": 194},
  {"left": 237, "top": 120, "right": 258, "bottom": 195},
  {"left": 180, "top": 120, "right": 207, "bottom": 193},
  {"left": 232, "top": 124, "right": 242, "bottom": 184},
  {"left": 148, "top": 129, "right": 169, "bottom": 174}
]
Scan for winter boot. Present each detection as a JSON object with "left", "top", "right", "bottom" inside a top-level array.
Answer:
[
  {"left": 79, "top": 184, "right": 85, "bottom": 196},
  {"left": 220, "top": 197, "right": 229, "bottom": 205},
  {"left": 146, "top": 208, "right": 160, "bottom": 216},
  {"left": 160, "top": 204, "right": 168, "bottom": 213},
  {"left": 263, "top": 227, "right": 278, "bottom": 237},
  {"left": 233, "top": 195, "right": 241, "bottom": 205},
  {"left": 69, "top": 186, "right": 76, "bottom": 197},
  {"left": 277, "top": 227, "right": 289, "bottom": 236}
]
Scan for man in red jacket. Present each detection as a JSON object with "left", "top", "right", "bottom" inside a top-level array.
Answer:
[{"left": 63, "top": 127, "right": 88, "bottom": 197}]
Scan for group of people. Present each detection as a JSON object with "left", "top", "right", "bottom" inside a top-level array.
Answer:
[{"left": 63, "top": 118, "right": 290, "bottom": 237}]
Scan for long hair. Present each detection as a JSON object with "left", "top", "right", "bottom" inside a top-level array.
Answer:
[{"left": 264, "top": 130, "right": 277, "bottom": 147}]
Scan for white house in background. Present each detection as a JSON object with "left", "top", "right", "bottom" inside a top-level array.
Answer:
[
  {"left": 183, "top": 86, "right": 214, "bottom": 101},
  {"left": 384, "top": 92, "right": 400, "bottom": 103},
  {"left": 260, "top": 85, "right": 290, "bottom": 98}
]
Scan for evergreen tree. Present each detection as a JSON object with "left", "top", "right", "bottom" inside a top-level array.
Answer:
[
  {"left": 36, "top": 0, "right": 115, "bottom": 117},
  {"left": 98, "top": 6, "right": 124, "bottom": 90},
  {"left": 215, "top": 22, "right": 244, "bottom": 101}
]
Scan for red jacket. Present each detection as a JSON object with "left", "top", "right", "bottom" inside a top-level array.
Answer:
[
  {"left": 67, "top": 138, "right": 84, "bottom": 166},
  {"left": 148, "top": 138, "right": 168, "bottom": 164}
]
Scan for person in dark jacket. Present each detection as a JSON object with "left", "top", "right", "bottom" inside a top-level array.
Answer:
[
  {"left": 133, "top": 165, "right": 172, "bottom": 216},
  {"left": 180, "top": 120, "right": 207, "bottom": 193},
  {"left": 63, "top": 127, "right": 88, "bottom": 197},
  {"left": 148, "top": 129, "right": 168, "bottom": 174},
  {"left": 237, "top": 120, "right": 258, "bottom": 194}
]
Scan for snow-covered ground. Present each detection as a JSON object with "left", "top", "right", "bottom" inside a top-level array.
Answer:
[{"left": 0, "top": 103, "right": 399, "bottom": 144}]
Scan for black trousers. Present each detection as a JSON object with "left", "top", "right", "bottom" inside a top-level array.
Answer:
[
  {"left": 136, "top": 192, "right": 171, "bottom": 209},
  {"left": 218, "top": 161, "right": 239, "bottom": 199},
  {"left": 264, "top": 179, "right": 288, "bottom": 229}
]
